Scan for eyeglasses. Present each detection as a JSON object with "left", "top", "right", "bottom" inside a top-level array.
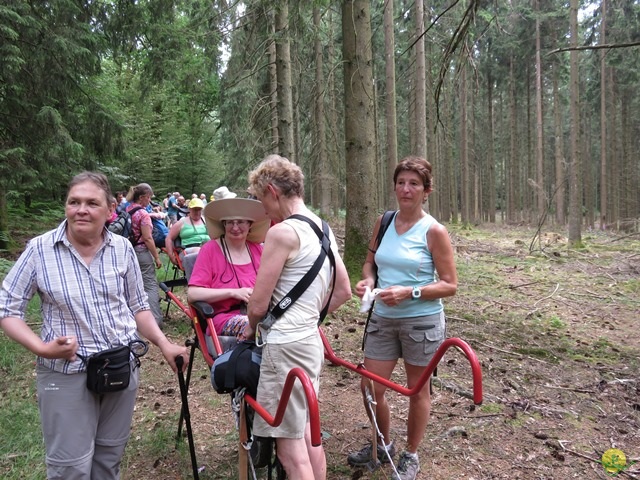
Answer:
[{"left": 223, "top": 220, "right": 251, "bottom": 227}]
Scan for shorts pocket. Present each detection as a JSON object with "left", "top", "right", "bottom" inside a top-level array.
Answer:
[{"left": 409, "top": 322, "right": 444, "bottom": 356}]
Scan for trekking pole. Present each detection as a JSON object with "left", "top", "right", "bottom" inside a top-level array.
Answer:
[{"left": 176, "top": 356, "right": 200, "bottom": 480}]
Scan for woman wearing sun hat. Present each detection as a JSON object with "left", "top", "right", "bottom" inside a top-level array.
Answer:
[
  {"left": 187, "top": 192, "right": 269, "bottom": 339},
  {"left": 164, "top": 197, "right": 210, "bottom": 278}
]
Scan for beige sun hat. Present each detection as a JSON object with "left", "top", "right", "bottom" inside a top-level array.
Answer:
[
  {"left": 213, "top": 186, "right": 237, "bottom": 201},
  {"left": 204, "top": 197, "right": 269, "bottom": 243}
]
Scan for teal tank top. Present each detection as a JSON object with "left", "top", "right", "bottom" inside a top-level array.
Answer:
[
  {"left": 180, "top": 221, "right": 209, "bottom": 247},
  {"left": 374, "top": 213, "right": 443, "bottom": 318}
]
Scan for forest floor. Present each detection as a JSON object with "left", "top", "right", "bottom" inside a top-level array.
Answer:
[{"left": 118, "top": 223, "right": 640, "bottom": 480}]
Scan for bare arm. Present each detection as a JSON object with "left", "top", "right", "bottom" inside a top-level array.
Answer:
[
  {"left": 327, "top": 250, "right": 352, "bottom": 313},
  {"left": 164, "top": 220, "right": 183, "bottom": 262},
  {"left": 0, "top": 316, "right": 77, "bottom": 361}
]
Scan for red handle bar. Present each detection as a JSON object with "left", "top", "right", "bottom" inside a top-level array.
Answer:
[
  {"left": 320, "top": 328, "right": 483, "bottom": 405},
  {"left": 244, "top": 367, "right": 322, "bottom": 447}
]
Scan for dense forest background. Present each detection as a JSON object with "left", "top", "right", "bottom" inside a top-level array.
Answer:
[{"left": 1, "top": 0, "right": 639, "bottom": 267}]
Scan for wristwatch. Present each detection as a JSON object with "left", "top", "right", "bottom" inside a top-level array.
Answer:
[{"left": 412, "top": 286, "right": 421, "bottom": 300}]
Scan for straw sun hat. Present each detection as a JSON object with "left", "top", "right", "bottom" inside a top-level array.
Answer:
[{"left": 204, "top": 197, "right": 269, "bottom": 243}]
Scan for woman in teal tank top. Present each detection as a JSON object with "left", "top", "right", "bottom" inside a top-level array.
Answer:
[
  {"left": 348, "top": 157, "right": 458, "bottom": 480},
  {"left": 164, "top": 197, "right": 210, "bottom": 277}
]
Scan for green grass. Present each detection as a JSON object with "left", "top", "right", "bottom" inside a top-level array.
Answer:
[{"left": 0, "top": 330, "right": 46, "bottom": 480}]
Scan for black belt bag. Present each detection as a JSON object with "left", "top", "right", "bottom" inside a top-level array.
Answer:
[{"left": 78, "top": 340, "right": 148, "bottom": 394}]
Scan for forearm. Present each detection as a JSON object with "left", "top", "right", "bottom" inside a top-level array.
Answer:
[
  {"left": 187, "top": 286, "right": 237, "bottom": 305},
  {"left": 135, "top": 311, "right": 172, "bottom": 349},
  {"left": 0, "top": 316, "right": 46, "bottom": 356}
]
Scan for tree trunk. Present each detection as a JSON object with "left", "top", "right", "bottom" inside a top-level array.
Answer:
[
  {"left": 275, "top": 0, "right": 295, "bottom": 163},
  {"left": 508, "top": 57, "right": 516, "bottom": 223},
  {"left": 599, "top": 0, "right": 607, "bottom": 230},
  {"left": 414, "top": 0, "right": 427, "bottom": 159},
  {"left": 568, "top": 0, "right": 582, "bottom": 245},
  {"left": 384, "top": 0, "right": 398, "bottom": 209},
  {"left": 327, "top": 9, "right": 342, "bottom": 217},
  {"left": 342, "top": 0, "right": 377, "bottom": 273},
  {"left": 535, "top": 0, "right": 545, "bottom": 221},
  {"left": 487, "top": 66, "right": 496, "bottom": 223},
  {"left": 313, "top": 6, "right": 330, "bottom": 216},
  {"left": 553, "top": 66, "right": 565, "bottom": 225},
  {"left": 269, "top": 17, "right": 279, "bottom": 152},
  {"left": 460, "top": 61, "right": 470, "bottom": 224}
]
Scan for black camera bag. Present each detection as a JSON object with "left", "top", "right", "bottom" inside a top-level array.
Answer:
[
  {"left": 211, "top": 341, "right": 262, "bottom": 398},
  {"left": 79, "top": 340, "right": 148, "bottom": 394}
]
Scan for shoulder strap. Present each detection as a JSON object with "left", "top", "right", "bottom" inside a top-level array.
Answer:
[
  {"left": 268, "top": 214, "right": 335, "bottom": 325},
  {"left": 361, "top": 210, "right": 396, "bottom": 350},
  {"left": 128, "top": 205, "right": 144, "bottom": 217},
  {"left": 374, "top": 210, "right": 396, "bottom": 253}
]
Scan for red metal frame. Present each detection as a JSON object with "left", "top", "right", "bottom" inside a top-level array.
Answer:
[
  {"left": 163, "top": 282, "right": 483, "bottom": 454},
  {"left": 320, "top": 328, "right": 483, "bottom": 405}
]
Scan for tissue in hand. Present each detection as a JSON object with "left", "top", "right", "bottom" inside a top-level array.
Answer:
[{"left": 360, "top": 286, "right": 382, "bottom": 313}]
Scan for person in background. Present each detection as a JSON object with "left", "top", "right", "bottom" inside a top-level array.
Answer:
[
  {"left": 0, "top": 171, "right": 188, "bottom": 480},
  {"left": 164, "top": 198, "right": 210, "bottom": 278},
  {"left": 246, "top": 155, "right": 352, "bottom": 480},
  {"left": 199, "top": 193, "right": 208, "bottom": 206},
  {"left": 147, "top": 201, "right": 169, "bottom": 249},
  {"left": 347, "top": 156, "right": 457, "bottom": 480},
  {"left": 176, "top": 195, "right": 189, "bottom": 221},
  {"left": 127, "top": 183, "right": 164, "bottom": 327},
  {"left": 188, "top": 193, "right": 269, "bottom": 340},
  {"left": 213, "top": 185, "right": 237, "bottom": 201},
  {"left": 167, "top": 192, "right": 179, "bottom": 226},
  {"left": 116, "top": 191, "right": 128, "bottom": 214}
]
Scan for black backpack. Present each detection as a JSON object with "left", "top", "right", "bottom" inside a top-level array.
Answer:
[
  {"left": 107, "top": 206, "right": 144, "bottom": 245},
  {"left": 210, "top": 341, "right": 262, "bottom": 398}
]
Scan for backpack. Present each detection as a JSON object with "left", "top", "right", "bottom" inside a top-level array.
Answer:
[
  {"left": 107, "top": 206, "right": 143, "bottom": 245},
  {"left": 210, "top": 341, "right": 262, "bottom": 398},
  {"left": 151, "top": 217, "right": 169, "bottom": 248}
]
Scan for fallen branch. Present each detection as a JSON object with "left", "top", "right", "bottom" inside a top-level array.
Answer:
[
  {"left": 543, "top": 384, "right": 595, "bottom": 394},
  {"left": 533, "top": 283, "right": 560, "bottom": 306}
]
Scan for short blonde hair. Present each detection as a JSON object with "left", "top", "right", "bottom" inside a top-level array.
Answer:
[{"left": 248, "top": 155, "right": 304, "bottom": 199}]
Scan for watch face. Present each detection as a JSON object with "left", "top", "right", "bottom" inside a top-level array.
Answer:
[{"left": 412, "top": 287, "right": 420, "bottom": 299}]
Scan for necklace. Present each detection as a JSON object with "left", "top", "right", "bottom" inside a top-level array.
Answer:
[{"left": 220, "top": 236, "right": 256, "bottom": 288}]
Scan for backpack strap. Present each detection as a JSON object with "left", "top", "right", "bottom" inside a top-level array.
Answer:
[
  {"left": 268, "top": 215, "right": 336, "bottom": 325},
  {"left": 224, "top": 341, "right": 254, "bottom": 391},
  {"left": 361, "top": 210, "right": 396, "bottom": 350},
  {"left": 127, "top": 205, "right": 145, "bottom": 245}
]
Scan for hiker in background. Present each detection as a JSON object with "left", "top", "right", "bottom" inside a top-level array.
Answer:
[
  {"left": 347, "top": 156, "right": 457, "bottom": 480},
  {"left": 127, "top": 183, "right": 164, "bottom": 327},
  {"left": 167, "top": 191, "right": 180, "bottom": 226},
  {"left": 164, "top": 197, "right": 210, "bottom": 279},
  {"left": 246, "top": 155, "right": 352, "bottom": 480},
  {"left": 0, "top": 171, "right": 188, "bottom": 480}
]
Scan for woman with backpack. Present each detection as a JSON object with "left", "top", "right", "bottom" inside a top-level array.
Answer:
[
  {"left": 347, "top": 157, "right": 458, "bottom": 480},
  {"left": 245, "top": 155, "right": 352, "bottom": 480},
  {"left": 127, "top": 183, "right": 164, "bottom": 327}
]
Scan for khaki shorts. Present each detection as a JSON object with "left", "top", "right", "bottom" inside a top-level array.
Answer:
[
  {"left": 364, "top": 311, "right": 445, "bottom": 366},
  {"left": 252, "top": 332, "right": 324, "bottom": 438}
]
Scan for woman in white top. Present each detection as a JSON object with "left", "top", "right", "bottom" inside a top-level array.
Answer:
[{"left": 246, "top": 155, "right": 352, "bottom": 480}]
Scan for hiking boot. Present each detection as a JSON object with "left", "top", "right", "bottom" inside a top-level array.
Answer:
[
  {"left": 347, "top": 441, "right": 396, "bottom": 467},
  {"left": 392, "top": 451, "right": 420, "bottom": 480}
]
